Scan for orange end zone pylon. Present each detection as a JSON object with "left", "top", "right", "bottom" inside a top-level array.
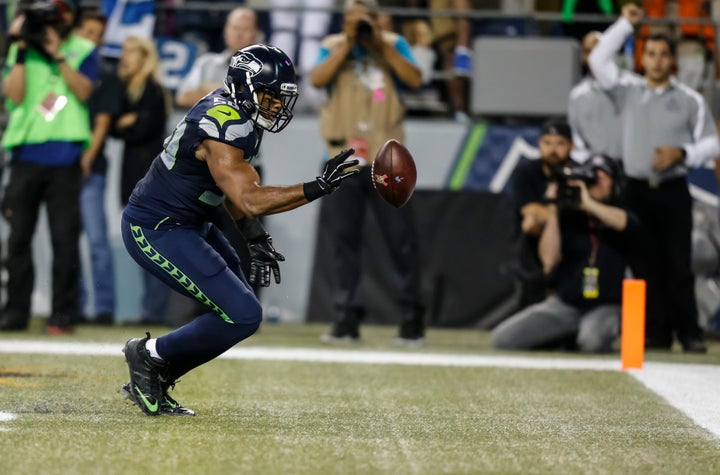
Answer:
[{"left": 621, "top": 279, "right": 646, "bottom": 370}]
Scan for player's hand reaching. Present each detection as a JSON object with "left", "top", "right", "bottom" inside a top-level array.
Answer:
[
  {"left": 302, "top": 148, "right": 360, "bottom": 202},
  {"left": 316, "top": 148, "right": 360, "bottom": 193},
  {"left": 247, "top": 233, "right": 285, "bottom": 287}
]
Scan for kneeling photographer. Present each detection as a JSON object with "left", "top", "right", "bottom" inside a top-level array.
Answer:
[
  {"left": 1, "top": 0, "right": 98, "bottom": 333},
  {"left": 492, "top": 155, "right": 639, "bottom": 353}
]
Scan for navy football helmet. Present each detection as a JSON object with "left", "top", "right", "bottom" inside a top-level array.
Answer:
[{"left": 224, "top": 44, "right": 298, "bottom": 133}]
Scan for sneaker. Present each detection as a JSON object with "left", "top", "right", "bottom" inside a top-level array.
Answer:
[
  {"left": 44, "top": 325, "right": 75, "bottom": 335},
  {"left": 122, "top": 332, "right": 167, "bottom": 416},
  {"left": 0, "top": 309, "right": 29, "bottom": 331},
  {"left": 680, "top": 337, "right": 707, "bottom": 354},
  {"left": 320, "top": 308, "right": 362, "bottom": 344},
  {"left": 121, "top": 382, "right": 195, "bottom": 416},
  {"left": 395, "top": 307, "right": 426, "bottom": 347},
  {"left": 94, "top": 313, "right": 114, "bottom": 326},
  {"left": 320, "top": 320, "right": 360, "bottom": 344},
  {"left": 320, "top": 331, "right": 360, "bottom": 344}
]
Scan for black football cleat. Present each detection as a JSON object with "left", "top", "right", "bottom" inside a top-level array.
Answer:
[
  {"left": 121, "top": 382, "right": 195, "bottom": 416},
  {"left": 122, "top": 332, "right": 167, "bottom": 416}
]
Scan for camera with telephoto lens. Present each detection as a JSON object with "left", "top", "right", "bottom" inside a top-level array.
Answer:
[
  {"left": 11, "top": 1, "right": 64, "bottom": 60},
  {"left": 552, "top": 163, "right": 597, "bottom": 208},
  {"left": 355, "top": 17, "right": 374, "bottom": 43}
]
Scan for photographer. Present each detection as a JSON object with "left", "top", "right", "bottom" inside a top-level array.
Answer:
[
  {"left": 310, "top": 0, "right": 425, "bottom": 345},
  {"left": 493, "top": 155, "right": 638, "bottom": 353},
  {"left": 509, "top": 119, "right": 576, "bottom": 308},
  {"left": 0, "top": 0, "right": 98, "bottom": 333}
]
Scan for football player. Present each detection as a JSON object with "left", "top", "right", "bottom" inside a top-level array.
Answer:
[{"left": 120, "top": 44, "right": 358, "bottom": 416}]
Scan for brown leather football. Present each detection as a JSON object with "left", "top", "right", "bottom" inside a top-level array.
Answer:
[{"left": 371, "top": 139, "right": 417, "bottom": 208}]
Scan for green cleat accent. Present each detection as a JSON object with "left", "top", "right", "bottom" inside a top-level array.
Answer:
[{"left": 121, "top": 382, "right": 196, "bottom": 416}]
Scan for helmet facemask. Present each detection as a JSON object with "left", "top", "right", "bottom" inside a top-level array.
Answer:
[{"left": 251, "top": 83, "right": 298, "bottom": 133}]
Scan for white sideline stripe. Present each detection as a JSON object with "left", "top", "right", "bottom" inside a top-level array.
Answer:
[
  {"left": 0, "top": 411, "right": 17, "bottom": 432},
  {"left": 0, "top": 340, "right": 718, "bottom": 438},
  {"left": 629, "top": 364, "right": 720, "bottom": 439},
  {"left": 0, "top": 411, "right": 17, "bottom": 422}
]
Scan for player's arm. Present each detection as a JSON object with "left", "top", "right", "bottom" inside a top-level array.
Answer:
[{"left": 201, "top": 139, "right": 358, "bottom": 219}]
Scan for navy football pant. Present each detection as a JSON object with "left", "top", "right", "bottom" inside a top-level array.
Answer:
[{"left": 121, "top": 213, "right": 262, "bottom": 381}]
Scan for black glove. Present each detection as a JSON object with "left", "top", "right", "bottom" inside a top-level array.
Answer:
[
  {"left": 247, "top": 233, "right": 285, "bottom": 287},
  {"left": 236, "top": 218, "right": 285, "bottom": 287},
  {"left": 303, "top": 148, "right": 360, "bottom": 201}
]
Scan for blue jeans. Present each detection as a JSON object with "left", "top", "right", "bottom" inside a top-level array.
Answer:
[{"left": 80, "top": 173, "right": 115, "bottom": 316}]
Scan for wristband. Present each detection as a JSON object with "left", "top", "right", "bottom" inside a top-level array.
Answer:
[
  {"left": 55, "top": 55, "right": 66, "bottom": 64},
  {"left": 15, "top": 48, "right": 27, "bottom": 65},
  {"left": 303, "top": 181, "right": 326, "bottom": 202}
]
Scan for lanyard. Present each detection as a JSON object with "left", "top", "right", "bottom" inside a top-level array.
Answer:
[{"left": 588, "top": 217, "right": 600, "bottom": 267}]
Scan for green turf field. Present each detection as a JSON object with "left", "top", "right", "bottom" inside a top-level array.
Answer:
[{"left": 1, "top": 321, "right": 719, "bottom": 475}]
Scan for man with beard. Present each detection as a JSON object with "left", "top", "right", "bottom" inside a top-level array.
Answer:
[
  {"left": 509, "top": 120, "right": 577, "bottom": 309},
  {"left": 0, "top": 0, "right": 99, "bottom": 333}
]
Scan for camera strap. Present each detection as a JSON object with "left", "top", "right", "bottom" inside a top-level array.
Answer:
[{"left": 587, "top": 218, "right": 599, "bottom": 267}]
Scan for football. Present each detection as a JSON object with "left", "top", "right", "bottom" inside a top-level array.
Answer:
[{"left": 371, "top": 139, "right": 417, "bottom": 208}]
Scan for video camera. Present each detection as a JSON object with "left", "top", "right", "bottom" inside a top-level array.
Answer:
[
  {"left": 10, "top": 1, "right": 65, "bottom": 60},
  {"left": 551, "top": 163, "right": 597, "bottom": 208}
]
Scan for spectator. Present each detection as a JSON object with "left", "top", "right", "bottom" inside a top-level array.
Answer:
[
  {"left": 493, "top": 155, "right": 636, "bottom": 353},
  {"left": 113, "top": 35, "right": 172, "bottom": 326},
  {"left": 402, "top": 18, "right": 436, "bottom": 86},
  {"left": 175, "top": 7, "right": 260, "bottom": 109},
  {"left": 0, "top": 0, "right": 97, "bottom": 333},
  {"left": 310, "top": 0, "right": 425, "bottom": 346},
  {"left": 568, "top": 30, "right": 624, "bottom": 164},
  {"left": 589, "top": 3, "right": 720, "bottom": 352},
  {"left": 75, "top": 11, "right": 121, "bottom": 325},
  {"left": 509, "top": 119, "right": 576, "bottom": 309},
  {"left": 120, "top": 44, "right": 358, "bottom": 416},
  {"left": 268, "top": 0, "right": 334, "bottom": 111},
  {"left": 427, "top": 0, "right": 473, "bottom": 122}
]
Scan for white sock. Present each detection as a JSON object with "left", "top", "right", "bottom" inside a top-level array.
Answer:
[{"left": 145, "top": 339, "right": 163, "bottom": 360}]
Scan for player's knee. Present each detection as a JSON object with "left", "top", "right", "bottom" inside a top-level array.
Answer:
[{"left": 229, "top": 296, "right": 263, "bottom": 326}]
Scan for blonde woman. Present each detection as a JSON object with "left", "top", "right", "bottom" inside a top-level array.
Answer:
[
  {"left": 113, "top": 35, "right": 169, "bottom": 205},
  {"left": 113, "top": 36, "right": 172, "bottom": 327}
]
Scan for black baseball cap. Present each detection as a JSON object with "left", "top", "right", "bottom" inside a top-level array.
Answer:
[
  {"left": 584, "top": 153, "right": 620, "bottom": 179},
  {"left": 540, "top": 119, "right": 572, "bottom": 141}
]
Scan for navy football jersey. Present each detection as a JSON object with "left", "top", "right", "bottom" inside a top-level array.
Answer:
[{"left": 125, "top": 89, "right": 262, "bottom": 228}]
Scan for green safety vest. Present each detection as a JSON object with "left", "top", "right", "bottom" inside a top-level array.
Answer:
[{"left": 2, "top": 34, "right": 95, "bottom": 151}]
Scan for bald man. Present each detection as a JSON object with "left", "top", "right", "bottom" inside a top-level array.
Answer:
[
  {"left": 567, "top": 30, "right": 624, "bottom": 164},
  {"left": 175, "top": 8, "right": 261, "bottom": 108}
]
